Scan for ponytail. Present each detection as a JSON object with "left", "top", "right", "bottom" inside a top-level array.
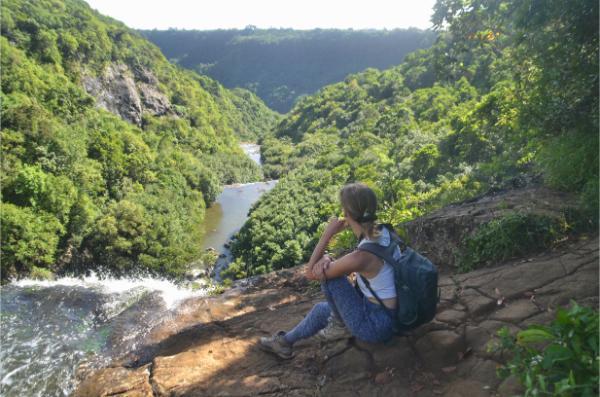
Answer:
[{"left": 339, "top": 183, "right": 380, "bottom": 240}]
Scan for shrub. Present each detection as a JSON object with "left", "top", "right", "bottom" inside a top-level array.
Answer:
[
  {"left": 494, "top": 302, "right": 599, "bottom": 397},
  {"left": 456, "top": 213, "right": 567, "bottom": 272},
  {"left": 537, "top": 132, "right": 599, "bottom": 196},
  {"left": 208, "top": 280, "right": 233, "bottom": 296},
  {"left": 30, "top": 266, "right": 55, "bottom": 280},
  {"left": 199, "top": 250, "right": 219, "bottom": 270},
  {"left": 220, "top": 257, "right": 248, "bottom": 280}
]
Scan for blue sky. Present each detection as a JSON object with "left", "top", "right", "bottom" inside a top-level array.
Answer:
[{"left": 84, "top": 0, "right": 437, "bottom": 30}]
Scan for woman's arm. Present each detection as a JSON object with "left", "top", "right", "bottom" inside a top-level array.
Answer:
[
  {"left": 304, "top": 217, "right": 347, "bottom": 278},
  {"left": 306, "top": 250, "right": 373, "bottom": 280},
  {"left": 305, "top": 255, "right": 332, "bottom": 280}
]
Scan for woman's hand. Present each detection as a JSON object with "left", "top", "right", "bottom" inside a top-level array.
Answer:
[
  {"left": 324, "top": 217, "right": 347, "bottom": 238},
  {"left": 312, "top": 255, "right": 332, "bottom": 280},
  {"left": 305, "top": 255, "right": 332, "bottom": 280}
]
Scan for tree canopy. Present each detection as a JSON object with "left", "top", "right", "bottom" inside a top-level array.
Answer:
[
  {"left": 226, "top": 0, "right": 598, "bottom": 279},
  {"left": 0, "top": 0, "right": 278, "bottom": 280}
]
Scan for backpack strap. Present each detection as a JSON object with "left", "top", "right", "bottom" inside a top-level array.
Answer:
[
  {"left": 380, "top": 223, "right": 407, "bottom": 251},
  {"left": 356, "top": 224, "right": 405, "bottom": 280},
  {"left": 358, "top": 274, "right": 394, "bottom": 319},
  {"left": 356, "top": 226, "right": 402, "bottom": 318},
  {"left": 357, "top": 241, "right": 398, "bottom": 273}
]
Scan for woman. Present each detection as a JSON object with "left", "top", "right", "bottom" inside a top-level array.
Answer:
[{"left": 259, "top": 183, "right": 399, "bottom": 359}]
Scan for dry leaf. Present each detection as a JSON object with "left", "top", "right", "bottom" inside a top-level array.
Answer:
[
  {"left": 441, "top": 366, "right": 456, "bottom": 374},
  {"left": 410, "top": 383, "right": 425, "bottom": 392},
  {"left": 457, "top": 347, "right": 473, "bottom": 361},
  {"left": 374, "top": 371, "right": 392, "bottom": 385}
]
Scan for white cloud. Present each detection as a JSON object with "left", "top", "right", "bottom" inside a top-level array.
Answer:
[{"left": 84, "top": 0, "right": 436, "bottom": 30}]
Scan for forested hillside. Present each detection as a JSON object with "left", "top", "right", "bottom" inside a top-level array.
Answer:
[
  {"left": 225, "top": 0, "right": 599, "bottom": 279},
  {"left": 0, "top": 0, "right": 278, "bottom": 280},
  {"left": 141, "top": 28, "right": 436, "bottom": 112}
]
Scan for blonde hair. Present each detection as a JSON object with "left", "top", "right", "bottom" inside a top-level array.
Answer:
[{"left": 339, "top": 183, "right": 380, "bottom": 240}]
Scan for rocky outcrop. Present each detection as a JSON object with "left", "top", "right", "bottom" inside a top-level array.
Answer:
[
  {"left": 82, "top": 64, "right": 171, "bottom": 126},
  {"left": 401, "top": 186, "right": 577, "bottom": 270},
  {"left": 74, "top": 235, "right": 598, "bottom": 397}
]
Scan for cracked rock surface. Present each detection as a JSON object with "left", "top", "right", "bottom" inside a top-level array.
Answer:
[
  {"left": 74, "top": 188, "right": 598, "bottom": 397},
  {"left": 74, "top": 237, "right": 597, "bottom": 397}
]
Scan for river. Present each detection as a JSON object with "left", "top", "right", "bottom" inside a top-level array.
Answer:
[
  {"left": 200, "top": 144, "right": 276, "bottom": 273},
  {"left": 0, "top": 144, "right": 275, "bottom": 397}
]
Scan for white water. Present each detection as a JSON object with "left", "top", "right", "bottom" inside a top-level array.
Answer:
[
  {"left": 0, "top": 274, "right": 211, "bottom": 397},
  {"left": 13, "top": 272, "right": 209, "bottom": 310},
  {"left": 239, "top": 142, "right": 261, "bottom": 165}
]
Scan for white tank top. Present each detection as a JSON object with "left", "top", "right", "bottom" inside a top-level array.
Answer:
[{"left": 356, "top": 227, "right": 399, "bottom": 300}]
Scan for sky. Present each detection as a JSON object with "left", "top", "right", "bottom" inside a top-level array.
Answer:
[{"left": 84, "top": 0, "right": 437, "bottom": 30}]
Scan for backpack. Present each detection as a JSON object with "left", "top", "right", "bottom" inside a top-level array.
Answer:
[{"left": 356, "top": 224, "right": 439, "bottom": 334}]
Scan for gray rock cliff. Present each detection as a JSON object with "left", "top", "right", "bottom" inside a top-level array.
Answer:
[{"left": 82, "top": 64, "right": 171, "bottom": 126}]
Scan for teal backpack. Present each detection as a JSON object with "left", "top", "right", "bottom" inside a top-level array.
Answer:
[{"left": 357, "top": 224, "right": 439, "bottom": 334}]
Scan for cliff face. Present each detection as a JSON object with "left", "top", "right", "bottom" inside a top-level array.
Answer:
[
  {"left": 74, "top": 189, "right": 598, "bottom": 397},
  {"left": 82, "top": 64, "right": 171, "bottom": 126}
]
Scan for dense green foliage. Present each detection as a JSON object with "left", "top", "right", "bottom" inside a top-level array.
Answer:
[
  {"left": 455, "top": 213, "right": 568, "bottom": 273},
  {"left": 141, "top": 28, "right": 436, "bottom": 112},
  {"left": 0, "top": 0, "right": 276, "bottom": 279},
  {"left": 229, "top": 0, "right": 598, "bottom": 277},
  {"left": 495, "top": 302, "right": 599, "bottom": 396},
  {"left": 224, "top": 167, "right": 341, "bottom": 279},
  {"left": 193, "top": 77, "right": 281, "bottom": 141}
]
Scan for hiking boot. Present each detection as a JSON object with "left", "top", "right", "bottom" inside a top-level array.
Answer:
[
  {"left": 258, "top": 331, "right": 293, "bottom": 359},
  {"left": 317, "top": 315, "right": 352, "bottom": 341}
]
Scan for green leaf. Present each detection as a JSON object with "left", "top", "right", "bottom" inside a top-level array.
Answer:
[
  {"left": 517, "top": 328, "right": 553, "bottom": 345},
  {"left": 541, "top": 344, "right": 572, "bottom": 370}
]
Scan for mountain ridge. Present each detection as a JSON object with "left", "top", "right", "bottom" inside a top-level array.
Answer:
[{"left": 141, "top": 28, "right": 436, "bottom": 112}]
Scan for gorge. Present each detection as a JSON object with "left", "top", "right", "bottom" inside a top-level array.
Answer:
[{"left": 1, "top": 0, "right": 597, "bottom": 396}]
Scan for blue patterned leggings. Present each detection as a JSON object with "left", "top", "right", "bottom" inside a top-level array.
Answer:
[{"left": 283, "top": 276, "right": 396, "bottom": 344}]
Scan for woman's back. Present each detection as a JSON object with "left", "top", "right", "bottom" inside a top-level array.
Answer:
[{"left": 355, "top": 226, "right": 399, "bottom": 307}]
